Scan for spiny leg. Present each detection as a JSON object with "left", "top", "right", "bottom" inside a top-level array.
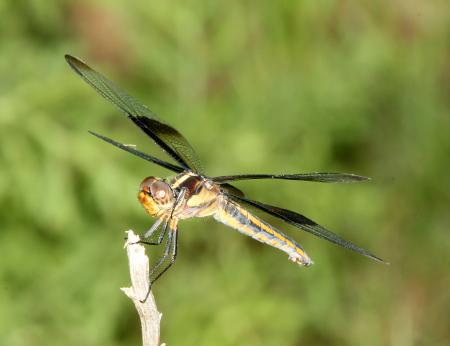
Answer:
[
  {"left": 148, "top": 228, "right": 174, "bottom": 280},
  {"left": 140, "top": 225, "right": 178, "bottom": 303},
  {"left": 144, "top": 218, "right": 163, "bottom": 239},
  {"left": 139, "top": 219, "right": 169, "bottom": 246},
  {"left": 124, "top": 219, "right": 166, "bottom": 245},
  {"left": 149, "top": 227, "right": 178, "bottom": 286}
]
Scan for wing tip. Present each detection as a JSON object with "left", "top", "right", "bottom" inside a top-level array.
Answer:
[
  {"left": 365, "top": 252, "right": 389, "bottom": 265},
  {"left": 64, "top": 53, "right": 74, "bottom": 61},
  {"left": 358, "top": 175, "right": 371, "bottom": 182},
  {"left": 88, "top": 130, "right": 100, "bottom": 138},
  {"left": 65, "top": 54, "right": 77, "bottom": 65},
  {"left": 64, "top": 54, "right": 88, "bottom": 74},
  {"left": 88, "top": 130, "right": 112, "bottom": 144}
]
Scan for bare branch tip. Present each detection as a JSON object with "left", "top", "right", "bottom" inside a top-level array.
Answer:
[{"left": 123, "top": 228, "right": 162, "bottom": 345}]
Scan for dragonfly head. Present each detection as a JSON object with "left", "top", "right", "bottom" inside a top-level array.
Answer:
[{"left": 138, "top": 177, "right": 175, "bottom": 216}]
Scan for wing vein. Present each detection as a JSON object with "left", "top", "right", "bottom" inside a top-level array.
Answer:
[{"left": 226, "top": 193, "right": 386, "bottom": 264}]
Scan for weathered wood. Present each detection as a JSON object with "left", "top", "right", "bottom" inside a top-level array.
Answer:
[{"left": 121, "top": 230, "right": 164, "bottom": 346}]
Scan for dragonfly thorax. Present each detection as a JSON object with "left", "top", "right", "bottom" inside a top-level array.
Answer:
[
  {"left": 138, "top": 176, "right": 175, "bottom": 217},
  {"left": 170, "top": 173, "right": 220, "bottom": 219}
]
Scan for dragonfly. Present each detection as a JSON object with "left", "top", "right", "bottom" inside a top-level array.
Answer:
[{"left": 66, "top": 54, "right": 386, "bottom": 290}]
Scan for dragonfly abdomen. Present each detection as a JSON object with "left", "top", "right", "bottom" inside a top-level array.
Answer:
[{"left": 214, "top": 197, "right": 313, "bottom": 266}]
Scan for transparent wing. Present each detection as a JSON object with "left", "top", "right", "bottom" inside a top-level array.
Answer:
[
  {"left": 213, "top": 173, "right": 370, "bottom": 183},
  {"left": 65, "top": 54, "right": 203, "bottom": 173},
  {"left": 226, "top": 193, "right": 387, "bottom": 264},
  {"left": 89, "top": 131, "right": 184, "bottom": 173}
]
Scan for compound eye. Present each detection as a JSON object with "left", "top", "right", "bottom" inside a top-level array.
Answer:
[
  {"left": 150, "top": 181, "right": 172, "bottom": 201},
  {"left": 139, "top": 177, "right": 158, "bottom": 193}
]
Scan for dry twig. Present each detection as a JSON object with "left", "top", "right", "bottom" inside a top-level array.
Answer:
[{"left": 121, "top": 230, "right": 164, "bottom": 346}]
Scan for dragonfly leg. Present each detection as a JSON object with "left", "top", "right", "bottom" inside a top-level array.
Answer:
[
  {"left": 139, "top": 219, "right": 169, "bottom": 246},
  {"left": 148, "top": 229, "right": 174, "bottom": 278},
  {"left": 144, "top": 218, "right": 163, "bottom": 239},
  {"left": 124, "top": 221, "right": 165, "bottom": 246},
  {"left": 149, "top": 228, "right": 178, "bottom": 286},
  {"left": 140, "top": 226, "right": 178, "bottom": 303}
]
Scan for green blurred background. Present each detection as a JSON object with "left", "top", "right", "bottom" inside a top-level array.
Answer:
[{"left": 0, "top": 1, "right": 449, "bottom": 345}]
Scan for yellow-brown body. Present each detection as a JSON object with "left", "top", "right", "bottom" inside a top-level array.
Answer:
[{"left": 138, "top": 172, "right": 312, "bottom": 266}]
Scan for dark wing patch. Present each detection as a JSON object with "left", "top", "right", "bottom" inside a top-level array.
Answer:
[
  {"left": 65, "top": 54, "right": 203, "bottom": 173},
  {"left": 218, "top": 183, "right": 245, "bottom": 197},
  {"left": 226, "top": 193, "right": 387, "bottom": 264},
  {"left": 129, "top": 116, "right": 203, "bottom": 173}
]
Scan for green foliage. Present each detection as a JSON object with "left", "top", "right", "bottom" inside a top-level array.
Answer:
[{"left": 0, "top": 1, "right": 448, "bottom": 345}]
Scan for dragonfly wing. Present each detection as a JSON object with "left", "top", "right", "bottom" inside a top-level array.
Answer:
[
  {"left": 218, "top": 183, "right": 245, "bottom": 197},
  {"left": 65, "top": 54, "right": 203, "bottom": 173},
  {"left": 213, "top": 172, "right": 370, "bottom": 183},
  {"left": 89, "top": 131, "right": 184, "bottom": 173},
  {"left": 226, "top": 193, "right": 386, "bottom": 264},
  {"left": 128, "top": 115, "right": 203, "bottom": 173}
]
